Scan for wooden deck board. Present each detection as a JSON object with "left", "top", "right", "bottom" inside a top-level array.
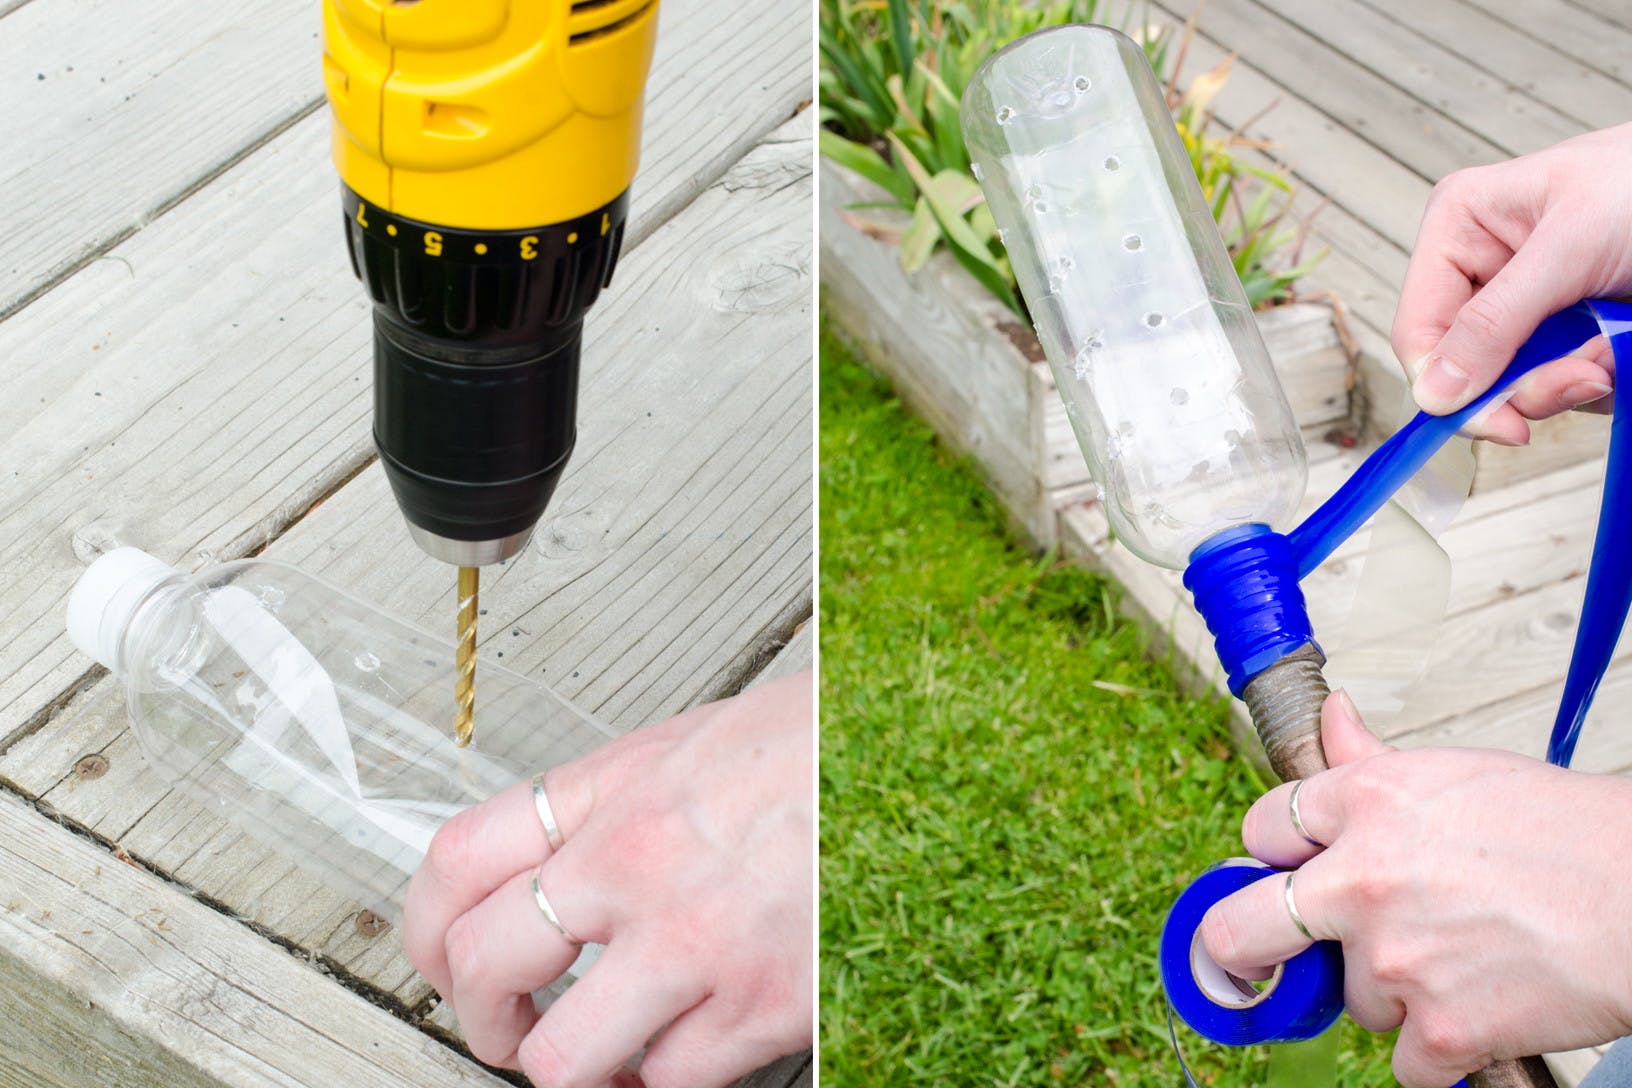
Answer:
[
  {"left": 0, "top": 0, "right": 318, "bottom": 318},
  {"left": 1256, "top": 0, "right": 1587, "bottom": 158},
  {"left": 1358, "top": 0, "right": 1632, "bottom": 132}
]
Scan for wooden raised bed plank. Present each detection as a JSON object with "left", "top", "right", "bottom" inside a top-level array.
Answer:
[
  {"left": 0, "top": 0, "right": 811, "bottom": 754},
  {"left": 1, "top": 115, "right": 813, "bottom": 1017},
  {"left": 821, "top": 158, "right": 1352, "bottom": 551}
]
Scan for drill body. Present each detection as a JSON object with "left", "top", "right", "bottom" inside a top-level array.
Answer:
[{"left": 322, "top": 0, "right": 659, "bottom": 564}]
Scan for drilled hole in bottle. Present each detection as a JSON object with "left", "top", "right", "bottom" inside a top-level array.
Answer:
[
  {"left": 996, "top": 105, "right": 1015, "bottom": 124},
  {"left": 1033, "top": 200, "right": 1048, "bottom": 213},
  {"left": 1074, "top": 76, "right": 1091, "bottom": 92},
  {"left": 1145, "top": 312, "right": 1165, "bottom": 328},
  {"left": 1123, "top": 234, "right": 1142, "bottom": 251},
  {"left": 1104, "top": 155, "right": 1121, "bottom": 171}
]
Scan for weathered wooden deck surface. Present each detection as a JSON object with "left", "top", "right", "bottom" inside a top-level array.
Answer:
[
  {"left": 1057, "top": 2, "right": 1632, "bottom": 1080},
  {"left": 0, "top": 0, "right": 812, "bottom": 1085}
]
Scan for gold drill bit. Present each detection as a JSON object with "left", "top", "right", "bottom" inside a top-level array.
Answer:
[{"left": 454, "top": 566, "right": 479, "bottom": 747}]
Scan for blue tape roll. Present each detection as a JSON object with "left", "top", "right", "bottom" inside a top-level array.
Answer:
[{"left": 1161, "top": 859, "right": 1344, "bottom": 1045}]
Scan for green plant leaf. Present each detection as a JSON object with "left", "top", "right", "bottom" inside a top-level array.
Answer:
[
  {"left": 900, "top": 196, "right": 940, "bottom": 273},
  {"left": 886, "top": 0, "right": 915, "bottom": 78},
  {"left": 820, "top": 130, "right": 916, "bottom": 205},
  {"left": 891, "top": 133, "right": 1022, "bottom": 314}
]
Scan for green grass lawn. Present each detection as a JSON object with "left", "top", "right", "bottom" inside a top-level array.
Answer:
[{"left": 817, "top": 316, "right": 1395, "bottom": 1086}]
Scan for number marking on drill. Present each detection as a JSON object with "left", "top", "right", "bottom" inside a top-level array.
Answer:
[
  {"left": 601, "top": 212, "right": 610, "bottom": 236},
  {"left": 356, "top": 203, "right": 370, "bottom": 228},
  {"left": 424, "top": 231, "right": 443, "bottom": 257},
  {"left": 520, "top": 235, "right": 538, "bottom": 260}
]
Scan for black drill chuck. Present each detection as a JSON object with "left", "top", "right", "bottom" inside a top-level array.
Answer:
[{"left": 339, "top": 187, "right": 628, "bottom": 565}]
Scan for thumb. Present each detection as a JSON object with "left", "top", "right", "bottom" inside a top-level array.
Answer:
[
  {"left": 1412, "top": 221, "right": 1583, "bottom": 415},
  {"left": 1320, "top": 689, "right": 1390, "bottom": 766}
]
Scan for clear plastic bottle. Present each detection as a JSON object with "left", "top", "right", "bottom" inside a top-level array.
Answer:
[
  {"left": 962, "top": 25, "right": 1306, "bottom": 568},
  {"left": 65, "top": 547, "right": 615, "bottom": 923}
]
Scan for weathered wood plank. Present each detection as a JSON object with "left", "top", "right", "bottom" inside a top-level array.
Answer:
[
  {"left": 1459, "top": 0, "right": 1632, "bottom": 85},
  {"left": 0, "top": 790, "right": 508, "bottom": 1088},
  {"left": 1161, "top": 0, "right": 1507, "bottom": 182},
  {"left": 1258, "top": 0, "right": 1588, "bottom": 157},
  {"left": 2, "top": 116, "right": 812, "bottom": 1010},
  {"left": 751, "top": 620, "right": 814, "bottom": 687},
  {"left": 0, "top": 0, "right": 811, "bottom": 752},
  {"left": 0, "top": 0, "right": 318, "bottom": 317},
  {"left": 1359, "top": 0, "right": 1632, "bottom": 132}
]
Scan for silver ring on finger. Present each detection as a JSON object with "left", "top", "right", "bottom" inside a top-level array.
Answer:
[
  {"left": 1284, "top": 871, "right": 1314, "bottom": 941},
  {"left": 531, "top": 773, "right": 565, "bottom": 851},
  {"left": 532, "top": 866, "right": 584, "bottom": 946},
  {"left": 1288, "top": 778, "right": 1322, "bottom": 848}
]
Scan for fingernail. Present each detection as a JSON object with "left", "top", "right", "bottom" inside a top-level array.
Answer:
[
  {"left": 1561, "top": 381, "right": 1613, "bottom": 409},
  {"left": 1412, "top": 354, "right": 1471, "bottom": 413},
  {"left": 1402, "top": 354, "right": 1429, "bottom": 382},
  {"left": 1332, "top": 689, "right": 1362, "bottom": 728},
  {"left": 1484, "top": 433, "right": 1527, "bottom": 447}
]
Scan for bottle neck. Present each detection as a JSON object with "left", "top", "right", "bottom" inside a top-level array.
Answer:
[
  {"left": 116, "top": 577, "right": 197, "bottom": 681},
  {"left": 1182, "top": 525, "right": 1321, "bottom": 696}
]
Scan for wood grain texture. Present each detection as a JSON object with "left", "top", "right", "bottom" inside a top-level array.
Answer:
[
  {"left": 2, "top": 116, "right": 812, "bottom": 1011},
  {"left": 1258, "top": 0, "right": 1588, "bottom": 157},
  {"left": 0, "top": 790, "right": 509, "bottom": 1088},
  {"left": 0, "top": 0, "right": 811, "bottom": 753},
  {"left": 1358, "top": 0, "right": 1632, "bottom": 132},
  {"left": 1459, "top": 0, "right": 1632, "bottom": 85},
  {"left": 1162, "top": 0, "right": 1506, "bottom": 181},
  {"left": 0, "top": 0, "right": 318, "bottom": 317}
]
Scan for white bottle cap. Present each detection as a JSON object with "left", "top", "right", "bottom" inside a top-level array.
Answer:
[{"left": 65, "top": 547, "right": 180, "bottom": 673}]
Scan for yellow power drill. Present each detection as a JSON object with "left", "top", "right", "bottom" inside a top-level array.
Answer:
[{"left": 321, "top": 0, "right": 659, "bottom": 744}]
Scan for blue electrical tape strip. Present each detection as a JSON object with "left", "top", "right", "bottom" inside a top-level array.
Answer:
[
  {"left": 1184, "top": 526, "right": 1317, "bottom": 696},
  {"left": 1169, "top": 300, "right": 1632, "bottom": 1064},
  {"left": 1161, "top": 860, "right": 1344, "bottom": 1045}
]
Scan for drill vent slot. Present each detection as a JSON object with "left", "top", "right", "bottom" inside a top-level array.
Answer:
[{"left": 568, "top": 0, "right": 655, "bottom": 44}]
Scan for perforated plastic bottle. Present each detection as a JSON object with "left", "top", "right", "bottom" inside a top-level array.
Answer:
[
  {"left": 65, "top": 548, "right": 615, "bottom": 921},
  {"left": 962, "top": 26, "right": 1306, "bottom": 568}
]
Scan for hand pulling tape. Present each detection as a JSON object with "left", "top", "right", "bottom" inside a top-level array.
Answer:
[{"left": 1166, "top": 299, "right": 1632, "bottom": 1069}]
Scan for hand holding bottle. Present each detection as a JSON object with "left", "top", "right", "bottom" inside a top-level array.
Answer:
[
  {"left": 1394, "top": 124, "right": 1632, "bottom": 443},
  {"left": 1197, "top": 693, "right": 1632, "bottom": 1088},
  {"left": 402, "top": 671, "right": 813, "bottom": 1088}
]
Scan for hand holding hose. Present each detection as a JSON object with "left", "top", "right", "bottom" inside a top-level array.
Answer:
[
  {"left": 1199, "top": 692, "right": 1632, "bottom": 1087},
  {"left": 1393, "top": 124, "right": 1632, "bottom": 442},
  {"left": 401, "top": 673, "right": 813, "bottom": 1088}
]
